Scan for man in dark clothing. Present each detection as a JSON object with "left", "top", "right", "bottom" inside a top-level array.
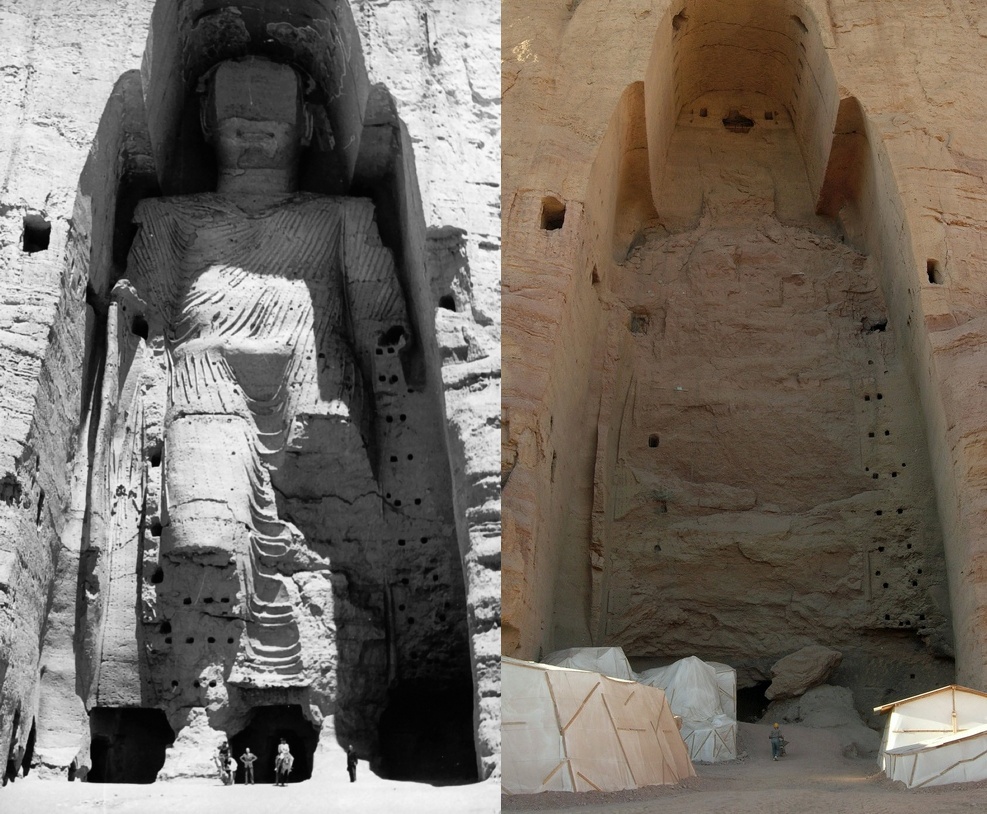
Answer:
[
  {"left": 240, "top": 747, "right": 257, "bottom": 784},
  {"left": 346, "top": 744, "right": 358, "bottom": 783}
]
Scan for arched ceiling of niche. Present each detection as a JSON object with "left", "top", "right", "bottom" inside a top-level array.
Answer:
[
  {"left": 671, "top": 0, "right": 814, "bottom": 112},
  {"left": 661, "top": 0, "right": 838, "bottom": 199}
]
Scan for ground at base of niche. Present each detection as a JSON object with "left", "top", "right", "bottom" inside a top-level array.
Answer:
[
  {"left": 2, "top": 769, "right": 500, "bottom": 813},
  {"left": 501, "top": 722, "right": 987, "bottom": 814}
]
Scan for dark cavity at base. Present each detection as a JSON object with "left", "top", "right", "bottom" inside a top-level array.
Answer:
[
  {"left": 87, "top": 708, "right": 174, "bottom": 783},
  {"left": 229, "top": 704, "right": 318, "bottom": 784},
  {"left": 377, "top": 676, "right": 478, "bottom": 785}
]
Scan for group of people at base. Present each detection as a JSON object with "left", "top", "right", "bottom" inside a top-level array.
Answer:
[{"left": 215, "top": 740, "right": 360, "bottom": 785}]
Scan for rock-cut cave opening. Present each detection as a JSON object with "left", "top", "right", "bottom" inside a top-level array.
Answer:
[
  {"left": 228, "top": 705, "right": 318, "bottom": 785},
  {"left": 377, "top": 675, "right": 478, "bottom": 785},
  {"left": 736, "top": 681, "right": 773, "bottom": 723},
  {"left": 87, "top": 708, "right": 174, "bottom": 783}
]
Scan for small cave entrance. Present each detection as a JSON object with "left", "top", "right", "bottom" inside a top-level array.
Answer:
[
  {"left": 737, "top": 680, "right": 773, "bottom": 723},
  {"left": 20, "top": 719, "right": 35, "bottom": 777},
  {"left": 377, "top": 676, "right": 478, "bottom": 785},
  {"left": 229, "top": 705, "right": 318, "bottom": 785},
  {"left": 87, "top": 707, "right": 174, "bottom": 783},
  {"left": 3, "top": 708, "right": 21, "bottom": 785}
]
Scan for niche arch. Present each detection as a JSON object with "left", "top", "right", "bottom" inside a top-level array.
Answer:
[
  {"left": 63, "top": 0, "right": 479, "bottom": 784},
  {"left": 596, "top": 0, "right": 841, "bottom": 260}
]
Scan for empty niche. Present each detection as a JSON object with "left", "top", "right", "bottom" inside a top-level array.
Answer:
[
  {"left": 438, "top": 294, "right": 457, "bottom": 311},
  {"left": 540, "top": 196, "right": 566, "bottom": 231},
  {"left": 927, "top": 259, "right": 943, "bottom": 284},
  {"left": 22, "top": 214, "right": 51, "bottom": 253}
]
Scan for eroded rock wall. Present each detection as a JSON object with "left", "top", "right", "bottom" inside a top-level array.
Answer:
[
  {"left": 0, "top": 0, "right": 154, "bottom": 779},
  {"left": 503, "top": 0, "right": 987, "bottom": 717}
]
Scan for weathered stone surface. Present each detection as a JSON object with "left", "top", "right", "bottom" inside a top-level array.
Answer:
[
  {"left": 766, "top": 646, "right": 843, "bottom": 701},
  {"left": 156, "top": 708, "right": 226, "bottom": 781},
  {"left": 503, "top": 0, "right": 986, "bottom": 730}
]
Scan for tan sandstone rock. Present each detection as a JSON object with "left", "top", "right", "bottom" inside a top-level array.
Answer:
[{"left": 766, "top": 646, "right": 843, "bottom": 701}]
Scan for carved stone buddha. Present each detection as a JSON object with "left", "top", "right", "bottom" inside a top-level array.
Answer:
[{"left": 98, "top": 57, "right": 408, "bottom": 713}]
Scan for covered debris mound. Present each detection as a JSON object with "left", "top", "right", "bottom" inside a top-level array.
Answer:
[
  {"left": 540, "top": 646, "right": 635, "bottom": 680},
  {"left": 502, "top": 657, "right": 695, "bottom": 794},
  {"left": 875, "top": 685, "right": 987, "bottom": 788},
  {"left": 637, "top": 655, "right": 738, "bottom": 762}
]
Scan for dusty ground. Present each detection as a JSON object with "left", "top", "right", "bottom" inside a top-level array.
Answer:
[
  {"left": 502, "top": 722, "right": 987, "bottom": 814},
  {"left": 1, "top": 748, "right": 499, "bottom": 814}
]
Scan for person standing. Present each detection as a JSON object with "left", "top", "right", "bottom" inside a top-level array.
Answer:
[
  {"left": 346, "top": 744, "right": 358, "bottom": 783},
  {"left": 769, "top": 722, "right": 785, "bottom": 761},
  {"left": 240, "top": 747, "right": 257, "bottom": 785}
]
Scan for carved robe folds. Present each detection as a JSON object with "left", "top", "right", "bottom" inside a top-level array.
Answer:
[{"left": 90, "top": 194, "right": 408, "bottom": 703}]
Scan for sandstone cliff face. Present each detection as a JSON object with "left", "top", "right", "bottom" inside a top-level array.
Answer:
[
  {"left": 0, "top": 0, "right": 499, "bottom": 785},
  {"left": 503, "top": 0, "right": 987, "bottom": 720}
]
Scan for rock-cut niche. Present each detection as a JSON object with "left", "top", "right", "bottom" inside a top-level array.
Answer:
[
  {"left": 587, "top": 1, "right": 953, "bottom": 717},
  {"left": 68, "top": 0, "right": 475, "bottom": 784}
]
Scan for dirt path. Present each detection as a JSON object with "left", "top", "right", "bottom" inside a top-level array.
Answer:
[{"left": 503, "top": 722, "right": 987, "bottom": 814}]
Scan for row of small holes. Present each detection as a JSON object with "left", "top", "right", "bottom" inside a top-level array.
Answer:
[
  {"left": 397, "top": 537, "right": 431, "bottom": 547},
  {"left": 163, "top": 637, "right": 235, "bottom": 645},
  {"left": 865, "top": 465, "right": 906, "bottom": 479},
  {"left": 876, "top": 543, "right": 914, "bottom": 552}
]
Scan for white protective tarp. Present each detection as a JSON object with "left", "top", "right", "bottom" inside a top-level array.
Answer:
[
  {"left": 876, "top": 685, "right": 987, "bottom": 788},
  {"left": 541, "top": 646, "right": 635, "bottom": 681},
  {"left": 709, "top": 662, "right": 738, "bottom": 719},
  {"left": 502, "top": 657, "right": 695, "bottom": 794},
  {"left": 637, "top": 656, "right": 738, "bottom": 762}
]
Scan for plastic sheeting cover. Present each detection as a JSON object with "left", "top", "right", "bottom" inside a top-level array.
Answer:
[
  {"left": 502, "top": 657, "right": 695, "bottom": 794},
  {"left": 541, "top": 646, "right": 635, "bottom": 681},
  {"left": 637, "top": 656, "right": 738, "bottom": 762},
  {"left": 877, "top": 685, "right": 987, "bottom": 788}
]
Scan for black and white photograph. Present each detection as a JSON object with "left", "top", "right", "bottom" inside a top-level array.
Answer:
[{"left": 0, "top": 1, "right": 500, "bottom": 811}]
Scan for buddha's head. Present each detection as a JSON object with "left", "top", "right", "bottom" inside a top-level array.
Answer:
[{"left": 199, "top": 57, "right": 314, "bottom": 192}]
